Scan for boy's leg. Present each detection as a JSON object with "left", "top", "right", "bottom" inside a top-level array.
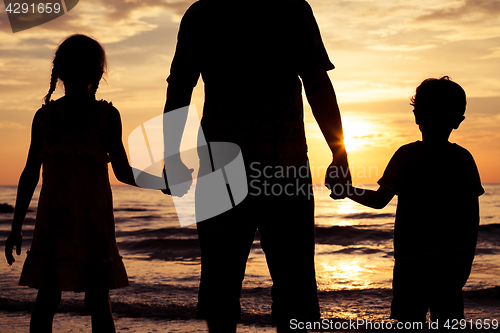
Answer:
[
  {"left": 30, "top": 287, "right": 62, "bottom": 333},
  {"left": 85, "top": 289, "right": 116, "bottom": 333},
  {"left": 390, "top": 258, "right": 428, "bottom": 326},
  {"left": 428, "top": 254, "right": 465, "bottom": 327},
  {"left": 429, "top": 288, "right": 464, "bottom": 328}
]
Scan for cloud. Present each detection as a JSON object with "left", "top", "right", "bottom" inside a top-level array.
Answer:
[
  {"left": 0, "top": 121, "right": 26, "bottom": 129},
  {"left": 0, "top": 0, "right": 194, "bottom": 49},
  {"left": 93, "top": 0, "right": 193, "bottom": 21},
  {"left": 477, "top": 47, "right": 500, "bottom": 60},
  {"left": 367, "top": 44, "right": 436, "bottom": 52},
  {"left": 314, "top": 0, "right": 500, "bottom": 55},
  {"left": 417, "top": 0, "right": 500, "bottom": 21}
]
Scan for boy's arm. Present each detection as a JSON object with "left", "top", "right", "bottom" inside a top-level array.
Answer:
[
  {"left": 301, "top": 71, "right": 350, "bottom": 195},
  {"left": 346, "top": 184, "right": 395, "bottom": 209},
  {"left": 6, "top": 112, "right": 43, "bottom": 265},
  {"left": 460, "top": 197, "right": 480, "bottom": 286}
]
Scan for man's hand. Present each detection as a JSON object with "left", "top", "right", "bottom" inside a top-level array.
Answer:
[
  {"left": 5, "top": 230, "right": 22, "bottom": 266},
  {"left": 162, "top": 158, "right": 194, "bottom": 197},
  {"left": 325, "top": 146, "right": 351, "bottom": 199}
]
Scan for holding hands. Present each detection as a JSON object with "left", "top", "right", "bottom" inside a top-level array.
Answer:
[
  {"left": 325, "top": 144, "right": 351, "bottom": 200},
  {"left": 161, "top": 157, "right": 194, "bottom": 197}
]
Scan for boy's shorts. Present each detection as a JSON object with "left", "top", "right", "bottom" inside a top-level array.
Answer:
[{"left": 390, "top": 253, "right": 466, "bottom": 324}]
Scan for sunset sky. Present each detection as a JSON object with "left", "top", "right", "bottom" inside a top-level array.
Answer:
[{"left": 1, "top": 0, "right": 499, "bottom": 185}]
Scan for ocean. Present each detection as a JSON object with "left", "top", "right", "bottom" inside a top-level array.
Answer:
[{"left": 0, "top": 184, "right": 499, "bottom": 332}]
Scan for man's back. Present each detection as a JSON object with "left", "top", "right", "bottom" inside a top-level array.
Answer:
[{"left": 168, "top": 0, "right": 334, "bottom": 164}]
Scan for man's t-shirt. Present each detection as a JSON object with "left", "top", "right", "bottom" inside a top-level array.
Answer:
[
  {"left": 378, "top": 141, "right": 484, "bottom": 259},
  {"left": 167, "top": 0, "right": 335, "bottom": 165}
]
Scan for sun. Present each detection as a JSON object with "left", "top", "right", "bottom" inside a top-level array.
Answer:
[{"left": 341, "top": 117, "right": 373, "bottom": 151}]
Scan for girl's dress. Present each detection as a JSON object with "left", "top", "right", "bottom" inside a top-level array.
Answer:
[{"left": 19, "top": 98, "right": 129, "bottom": 292}]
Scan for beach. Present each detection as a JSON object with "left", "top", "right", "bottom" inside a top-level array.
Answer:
[{"left": 1, "top": 184, "right": 499, "bottom": 332}]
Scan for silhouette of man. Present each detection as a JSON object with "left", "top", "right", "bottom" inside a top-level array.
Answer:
[{"left": 164, "top": 1, "right": 349, "bottom": 332}]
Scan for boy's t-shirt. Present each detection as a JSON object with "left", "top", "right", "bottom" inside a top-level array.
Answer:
[{"left": 378, "top": 141, "right": 484, "bottom": 259}]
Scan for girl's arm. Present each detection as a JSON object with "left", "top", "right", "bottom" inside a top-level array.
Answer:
[
  {"left": 106, "top": 107, "right": 138, "bottom": 187},
  {"left": 106, "top": 107, "right": 179, "bottom": 190},
  {"left": 5, "top": 112, "right": 43, "bottom": 265},
  {"left": 346, "top": 184, "right": 395, "bottom": 209}
]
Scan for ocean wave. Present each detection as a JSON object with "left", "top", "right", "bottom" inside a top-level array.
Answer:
[
  {"left": 119, "top": 238, "right": 201, "bottom": 261},
  {"left": 321, "top": 246, "right": 389, "bottom": 256},
  {"left": 130, "top": 215, "right": 163, "bottom": 220},
  {"left": 316, "top": 212, "right": 395, "bottom": 220},
  {"left": 315, "top": 226, "right": 393, "bottom": 245},
  {"left": 0, "top": 217, "right": 35, "bottom": 226},
  {"left": 479, "top": 223, "right": 500, "bottom": 232},
  {"left": 0, "top": 229, "right": 33, "bottom": 247},
  {"left": 475, "top": 248, "right": 500, "bottom": 255},
  {"left": 116, "top": 227, "right": 198, "bottom": 239},
  {"left": 2, "top": 286, "right": 498, "bottom": 325},
  {"left": 342, "top": 213, "right": 395, "bottom": 220},
  {"left": 114, "top": 208, "right": 150, "bottom": 212},
  {"left": 478, "top": 223, "right": 500, "bottom": 245}
]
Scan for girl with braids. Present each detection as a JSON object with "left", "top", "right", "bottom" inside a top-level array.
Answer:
[{"left": 5, "top": 34, "right": 136, "bottom": 333}]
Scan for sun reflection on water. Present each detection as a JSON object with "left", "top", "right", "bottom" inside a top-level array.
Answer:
[
  {"left": 317, "top": 258, "right": 375, "bottom": 291},
  {"left": 334, "top": 200, "right": 361, "bottom": 215}
]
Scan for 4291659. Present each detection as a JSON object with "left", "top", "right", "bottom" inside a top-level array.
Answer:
[
  {"left": 444, "top": 319, "right": 498, "bottom": 330},
  {"left": 5, "top": 3, "right": 62, "bottom": 14}
]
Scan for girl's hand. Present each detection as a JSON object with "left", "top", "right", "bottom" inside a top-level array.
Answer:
[{"left": 5, "top": 230, "right": 22, "bottom": 266}]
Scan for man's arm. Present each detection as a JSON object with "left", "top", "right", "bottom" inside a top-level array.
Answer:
[
  {"left": 161, "top": 82, "right": 196, "bottom": 196},
  {"left": 302, "top": 71, "right": 350, "bottom": 195},
  {"left": 163, "top": 82, "right": 195, "bottom": 155},
  {"left": 347, "top": 184, "right": 395, "bottom": 209},
  {"left": 302, "top": 71, "right": 343, "bottom": 154}
]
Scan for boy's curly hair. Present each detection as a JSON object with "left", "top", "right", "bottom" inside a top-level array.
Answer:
[{"left": 410, "top": 76, "right": 466, "bottom": 124}]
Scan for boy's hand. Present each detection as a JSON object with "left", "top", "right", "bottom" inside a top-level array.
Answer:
[{"left": 5, "top": 230, "right": 22, "bottom": 266}]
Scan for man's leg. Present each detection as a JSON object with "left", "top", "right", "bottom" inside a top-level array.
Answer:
[
  {"left": 196, "top": 196, "right": 257, "bottom": 332},
  {"left": 258, "top": 168, "right": 319, "bottom": 331}
]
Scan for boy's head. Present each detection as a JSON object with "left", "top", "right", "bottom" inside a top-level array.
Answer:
[{"left": 411, "top": 76, "right": 466, "bottom": 133}]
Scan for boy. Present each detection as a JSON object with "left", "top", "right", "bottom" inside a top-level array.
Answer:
[{"left": 345, "top": 76, "right": 484, "bottom": 325}]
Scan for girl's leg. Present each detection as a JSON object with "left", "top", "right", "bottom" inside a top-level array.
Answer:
[
  {"left": 30, "top": 288, "right": 62, "bottom": 333},
  {"left": 85, "top": 289, "right": 116, "bottom": 333}
]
